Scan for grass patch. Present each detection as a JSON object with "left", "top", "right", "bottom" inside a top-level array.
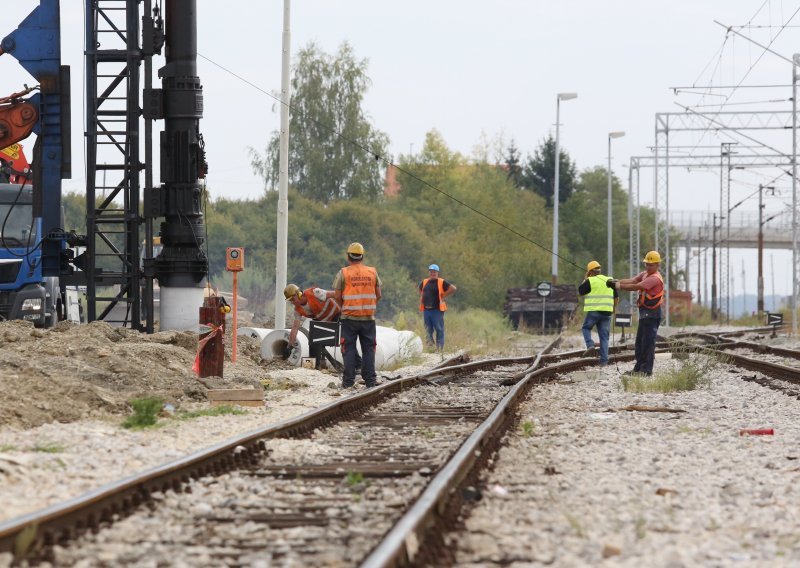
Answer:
[
  {"left": 419, "top": 427, "right": 436, "bottom": 439},
  {"left": 520, "top": 420, "right": 535, "bottom": 437},
  {"left": 175, "top": 405, "right": 247, "bottom": 420},
  {"left": 122, "top": 397, "right": 163, "bottom": 429},
  {"left": 406, "top": 308, "right": 521, "bottom": 356},
  {"left": 0, "top": 444, "right": 16, "bottom": 452},
  {"left": 622, "top": 340, "right": 726, "bottom": 393},
  {"left": 622, "top": 369, "right": 710, "bottom": 393},
  {"left": 345, "top": 471, "right": 364, "bottom": 486},
  {"left": 31, "top": 442, "right": 65, "bottom": 453}
]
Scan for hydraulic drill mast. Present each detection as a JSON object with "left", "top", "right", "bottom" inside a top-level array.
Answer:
[{"left": 85, "top": 0, "right": 207, "bottom": 331}]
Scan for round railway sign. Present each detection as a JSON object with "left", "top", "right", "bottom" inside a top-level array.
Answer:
[{"left": 536, "top": 281, "right": 552, "bottom": 298}]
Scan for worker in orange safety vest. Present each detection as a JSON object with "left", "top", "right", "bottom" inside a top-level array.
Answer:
[{"left": 333, "top": 242, "right": 382, "bottom": 389}]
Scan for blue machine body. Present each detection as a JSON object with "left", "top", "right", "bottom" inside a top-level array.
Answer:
[{"left": 2, "top": 0, "right": 69, "bottom": 277}]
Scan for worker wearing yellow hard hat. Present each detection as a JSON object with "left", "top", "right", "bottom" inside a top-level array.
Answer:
[
  {"left": 283, "top": 283, "right": 342, "bottom": 356},
  {"left": 333, "top": 242, "right": 383, "bottom": 389},
  {"left": 577, "top": 260, "right": 618, "bottom": 366},
  {"left": 607, "top": 251, "right": 664, "bottom": 376}
]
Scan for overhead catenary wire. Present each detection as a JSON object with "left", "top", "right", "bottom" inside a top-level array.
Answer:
[
  {"left": 198, "top": 52, "right": 588, "bottom": 273},
  {"left": 680, "top": 3, "right": 800, "bottom": 156}
]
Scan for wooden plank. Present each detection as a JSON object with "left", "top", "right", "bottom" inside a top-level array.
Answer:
[
  {"left": 207, "top": 388, "right": 263, "bottom": 401},
  {"left": 210, "top": 399, "right": 264, "bottom": 407}
]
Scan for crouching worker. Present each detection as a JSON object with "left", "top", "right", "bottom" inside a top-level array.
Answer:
[
  {"left": 578, "top": 260, "right": 618, "bottom": 366},
  {"left": 284, "top": 284, "right": 345, "bottom": 367},
  {"left": 607, "top": 251, "right": 664, "bottom": 376}
]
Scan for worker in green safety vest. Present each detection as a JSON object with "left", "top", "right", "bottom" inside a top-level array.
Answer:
[{"left": 578, "top": 260, "right": 618, "bottom": 366}]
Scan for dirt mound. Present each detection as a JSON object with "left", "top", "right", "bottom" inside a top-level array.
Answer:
[{"left": 0, "top": 320, "right": 272, "bottom": 430}]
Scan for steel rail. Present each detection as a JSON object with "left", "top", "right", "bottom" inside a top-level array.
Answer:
[
  {"left": 361, "top": 342, "right": 639, "bottom": 567},
  {"left": 0, "top": 345, "right": 555, "bottom": 560},
  {"left": 711, "top": 343, "right": 800, "bottom": 384}
]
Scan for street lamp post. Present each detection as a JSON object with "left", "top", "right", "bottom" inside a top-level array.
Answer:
[
  {"left": 607, "top": 131, "right": 625, "bottom": 273},
  {"left": 552, "top": 92, "right": 577, "bottom": 284}
]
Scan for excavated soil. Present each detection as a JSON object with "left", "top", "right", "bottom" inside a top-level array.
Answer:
[{"left": 0, "top": 320, "right": 279, "bottom": 429}]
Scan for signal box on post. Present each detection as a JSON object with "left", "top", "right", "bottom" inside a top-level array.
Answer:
[{"left": 226, "top": 247, "right": 244, "bottom": 272}]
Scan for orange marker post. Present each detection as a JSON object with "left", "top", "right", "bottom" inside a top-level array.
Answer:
[{"left": 226, "top": 247, "right": 245, "bottom": 363}]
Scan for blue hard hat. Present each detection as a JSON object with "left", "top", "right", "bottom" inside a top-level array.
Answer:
[{"left": 428, "top": 264, "right": 440, "bottom": 271}]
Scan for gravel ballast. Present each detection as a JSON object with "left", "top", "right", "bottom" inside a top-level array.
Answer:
[{"left": 450, "top": 356, "right": 800, "bottom": 567}]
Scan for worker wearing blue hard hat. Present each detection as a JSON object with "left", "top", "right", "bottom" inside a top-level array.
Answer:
[{"left": 418, "top": 263, "right": 457, "bottom": 353}]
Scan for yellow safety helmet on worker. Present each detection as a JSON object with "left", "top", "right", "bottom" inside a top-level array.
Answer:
[
  {"left": 346, "top": 242, "right": 364, "bottom": 260},
  {"left": 643, "top": 251, "right": 661, "bottom": 264},
  {"left": 283, "top": 283, "right": 301, "bottom": 300},
  {"left": 586, "top": 260, "right": 601, "bottom": 272}
]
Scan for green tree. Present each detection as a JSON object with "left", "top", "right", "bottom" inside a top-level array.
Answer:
[
  {"left": 250, "top": 42, "right": 390, "bottom": 202},
  {"left": 560, "top": 166, "right": 656, "bottom": 280},
  {"left": 503, "top": 140, "right": 523, "bottom": 189},
  {"left": 521, "top": 135, "right": 577, "bottom": 207}
]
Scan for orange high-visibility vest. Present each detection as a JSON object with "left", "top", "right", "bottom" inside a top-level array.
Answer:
[
  {"left": 419, "top": 277, "right": 447, "bottom": 312},
  {"left": 294, "top": 288, "right": 340, "bottom": 321},
  {"left": 637, "top": 272, "right": 665, "bottom": 310},
  {"left": 341, "top": 264, "right": 378, "bottom": 317}
]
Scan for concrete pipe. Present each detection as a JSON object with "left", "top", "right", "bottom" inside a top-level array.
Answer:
[
  {"left": 260, "top": 328, "right": 309, "bottom": 366},
  {"left": 237, "top": 327, "right": 273, "bottom": 341},
  {"left": 325, "top": 341, "right": 386, "bottom": 371},
  {"left": 397, "top": 330, "right": 423, "bottom": 359}
]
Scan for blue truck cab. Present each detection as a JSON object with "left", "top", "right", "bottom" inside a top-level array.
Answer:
[{"left": 0, "top": 182, "right": 59, "bottom": 327}]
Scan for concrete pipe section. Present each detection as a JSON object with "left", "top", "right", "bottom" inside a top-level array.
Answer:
[
  {"left": 261, "top": 329, "right": 309, "bottom": 366},
  {"left": 259, "top": 325, "right": 422, "bottom": 369},
  {"left": 236, "top": 327, "right": 273, "bottom": 342},
  {"left": 160, "top": 287, "right": 204, "bottom": 332}
]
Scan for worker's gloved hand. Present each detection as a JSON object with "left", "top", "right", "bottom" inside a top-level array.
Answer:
[
  {"left": 606, "top": 279, "right": 619, "bottom": 289},
  {"left": 284, "top": 339, "right": 300, "bottom": 358}
]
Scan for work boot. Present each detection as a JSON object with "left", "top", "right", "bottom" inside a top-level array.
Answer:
[
  {"left": 340, "top": 381, "right": 355, "bottom": 390},
  {"left": 581, "top": 346, "right": 597, "bottom": 358}
]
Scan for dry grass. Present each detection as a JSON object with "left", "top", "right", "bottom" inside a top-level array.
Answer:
[{"left": 622, "top": 340, "right": 726, "bottom": 393}]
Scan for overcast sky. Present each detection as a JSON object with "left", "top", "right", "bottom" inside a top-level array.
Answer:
[{"left": 2, "top": 0, "right": 798, "bottom": 303}]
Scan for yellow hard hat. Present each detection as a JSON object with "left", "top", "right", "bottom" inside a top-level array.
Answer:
[
  {"left": 586, "top": 260, "right": 601, "bottom": 272},
  {"left": 643, "top": 250, "right": 662, "bottom": 264},
  {"left": 283, "top": 283, "right": 301, "bottom": 300},
  {"left": 347, "top": 242, "right": 365, "bottom": 257}
]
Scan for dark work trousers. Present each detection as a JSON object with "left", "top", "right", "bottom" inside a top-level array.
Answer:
[
  {"left": 341, "top": 319, "right": 377, "bottom": 387},
  {"left": 633, "top": 311, "right": 661, "bottom": 374}
]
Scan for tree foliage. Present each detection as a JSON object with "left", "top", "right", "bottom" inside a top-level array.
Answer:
[
  {"left": 518, "top": 135, "right": 578, "bottom": 207},
  {"left": 561, "top": 166, "right": 656, "bottom": 278},
  {"left": 250, "top": 42, "right": 389, "bottom": 203}
]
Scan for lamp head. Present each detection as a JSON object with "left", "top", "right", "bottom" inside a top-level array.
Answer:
[
  {"left": 609, "top": 131, "right": 626, "bottom": 139},
  {"left": 558, "top": 92, "right": 578, "bottom": 101}
]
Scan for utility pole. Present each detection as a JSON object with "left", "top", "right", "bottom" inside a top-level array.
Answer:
[
  {"left": 711, "top": 213, "right": 718, "bottom": 321},
  {"left": 757, "top": 184, "right": 768, "bottom": 314},
  {"left": 757, "top": 184, "right": 764, "bottom": 314},
  {"left": 770, "top": 254, "right": 775, "bottom": 311},
  {"left": 741, "top": 259, "right": 746, "bottom": 316},
  {"left": 697, "top": 226, "right": 702, "bottom": 307},
  {"left": 703, "top": 224, "right": 708, "bottom": 310},
  {"left": 793, "top": 54, "right": 799, "bottom": 336},
  {"left": 274, "top": 0, "right": 291, "bottom": 329}
]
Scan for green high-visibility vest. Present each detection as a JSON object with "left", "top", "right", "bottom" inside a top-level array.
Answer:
[{"left": 583, "top": 275, "right": 614, "bottom": 312}]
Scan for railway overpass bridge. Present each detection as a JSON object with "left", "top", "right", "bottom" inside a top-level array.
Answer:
[{"left": 671, "top": 210, "right": 793, "bottom": 250}]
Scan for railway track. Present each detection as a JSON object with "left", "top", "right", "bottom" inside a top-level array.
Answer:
[
  {"left": 1, "top": 345, "right": 572, "bottom": 564},
  {"left": 0, "top": 327, "right": 793, "bottom": 566},
  {"left": 432, "top": 329, "right": 800, "bottom": 566}
]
